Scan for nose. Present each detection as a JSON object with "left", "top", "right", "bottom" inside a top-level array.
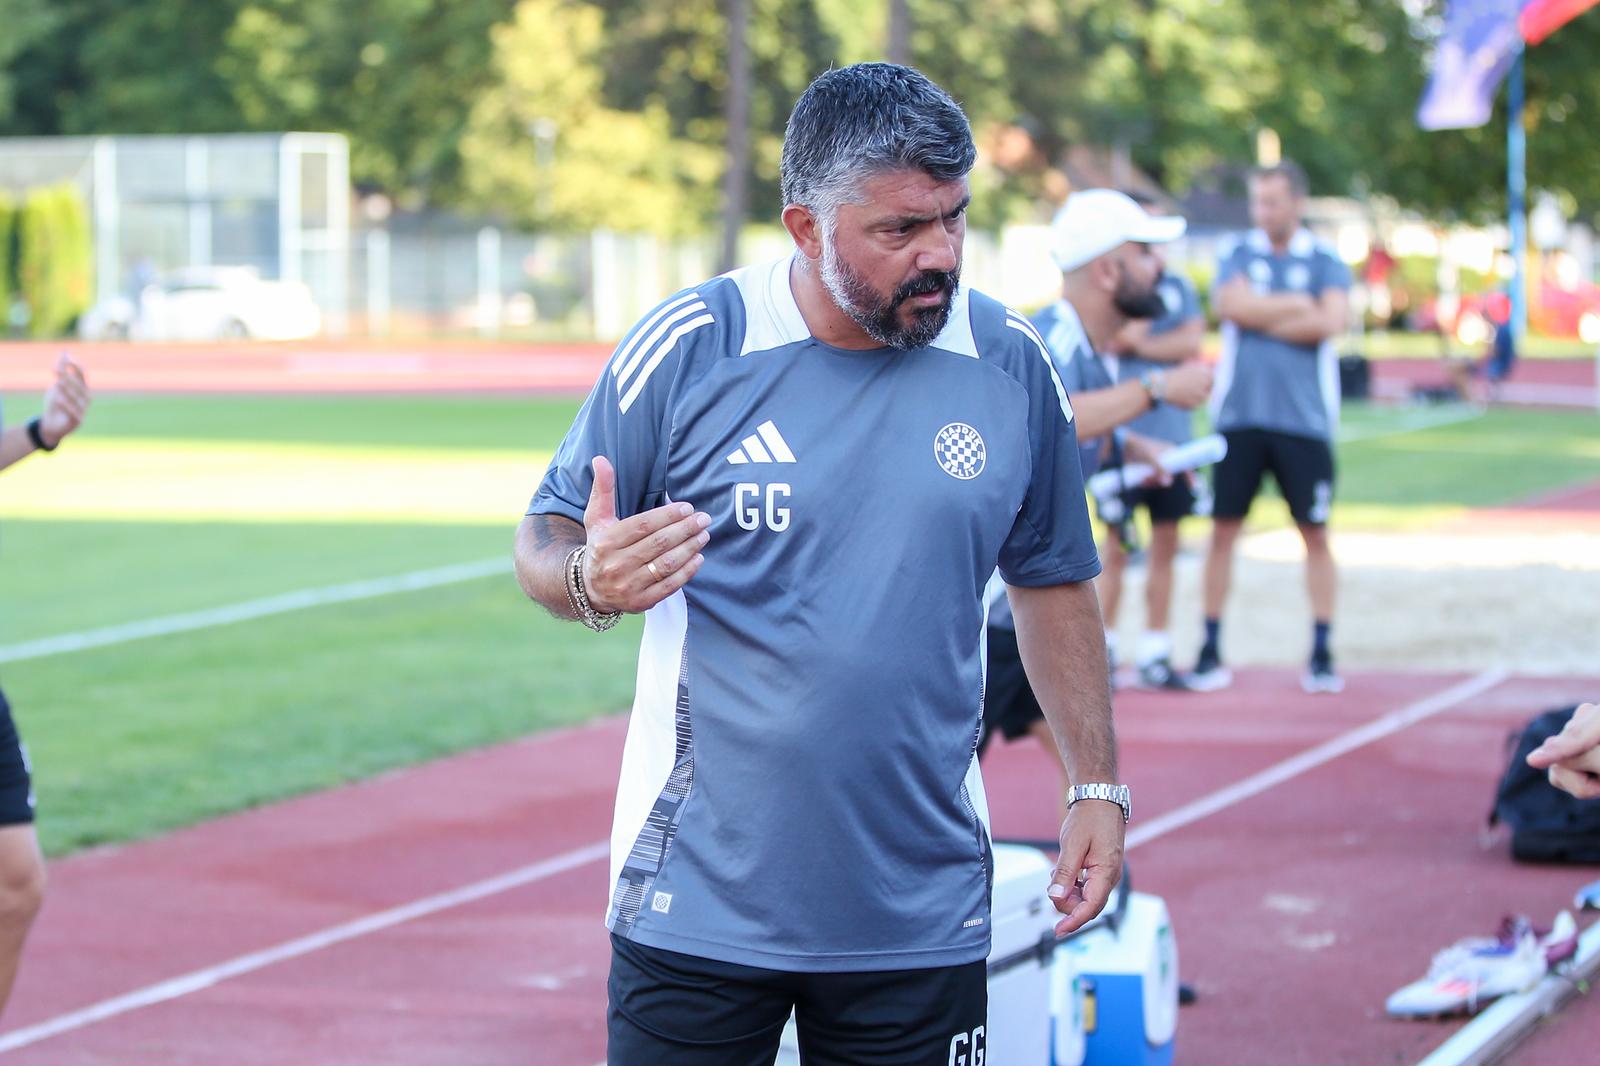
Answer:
[{"left": 916, "top": 225, "right": 960, "bottom": 274}]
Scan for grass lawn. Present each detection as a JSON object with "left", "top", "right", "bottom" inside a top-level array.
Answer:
[
  {"left": 0, "top": 392, "right": 1595, "bottom": 854},
  {"left": 1198, "top": 329, "right": 1595, "bottom": 361}
]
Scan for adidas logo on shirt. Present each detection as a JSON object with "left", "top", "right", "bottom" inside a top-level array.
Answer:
[{"left": 726, "top": 421, "right": 797, "bottom": 465}]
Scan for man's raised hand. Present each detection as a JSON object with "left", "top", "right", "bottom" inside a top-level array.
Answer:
[
  {"left": 39, "top": 354, "right": 90, "bottom": 446},
  {"left": 581, "top": 456, "right": 710, "bottom": 614}
]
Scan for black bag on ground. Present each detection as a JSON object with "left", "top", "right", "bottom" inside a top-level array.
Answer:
[{"left": 1490, "top": 705, "right": 1600, "bottom": 864}]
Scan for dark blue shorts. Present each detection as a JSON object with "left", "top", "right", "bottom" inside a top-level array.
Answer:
[
  {"left": 1213, "top": 428, "right": 1335, "bottom": 526},
  {"left": 0, "top": 689, "right": 36, "bottom": 826},
  {"left": 607, "top": 933, "right": 987, "bottom": 1065}
]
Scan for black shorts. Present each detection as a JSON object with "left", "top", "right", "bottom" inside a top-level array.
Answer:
[
  {"left": 607, "top": 933, "right": 987, "bottom": 1066},
  {"left": 1097, "top": 476, "right": 1196, "bottom": 527},
  {"left": 1213, "top": 428, "right": 1335, "bottom": 525},
  {"left": 0, "top": 689, "right": 36, "bottom": 826},
  {"left": 978, "top": 625, "right": 1042, "bottom": 753}
]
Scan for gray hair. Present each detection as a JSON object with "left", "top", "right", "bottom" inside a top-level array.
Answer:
[{"left": 780, "top": 64, "right": 976, "bottom": 235}]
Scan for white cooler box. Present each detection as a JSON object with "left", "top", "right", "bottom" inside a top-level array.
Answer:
[
  {"left": 1060, "top": 890, "right": 1178, "bottom": 1066},
  {"left": 776, "top": 843, "right": 1174, "bottom": 1066},
  {"left": 985, "top": 842, "right": 1074, "bottom": 1065}
]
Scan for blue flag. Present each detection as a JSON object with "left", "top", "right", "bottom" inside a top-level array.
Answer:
[{"left": 1417, "top": 0, "right": 1528, "bottom": 130}]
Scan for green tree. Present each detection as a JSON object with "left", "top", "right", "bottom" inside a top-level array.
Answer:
[
  {"left": 18, "top": 184, "right": 93, "bottom": 338},
  {"left": 458, "top": 0, "right": 721, "bottom": 234},
  {"left": 0, "top": 194, "right": 14, "bottom": 315},
  {"left": 595, "top": 0, "right": 845, "bottom": 226},
  {"left": 0, "top": 0, "right": 61, "bottom": 126},
  {"left": 217, "top": 0, "right": 507, "bottom": 201},
  {"left": 50, "top": 1, "right": 247, "bottom": 134}
]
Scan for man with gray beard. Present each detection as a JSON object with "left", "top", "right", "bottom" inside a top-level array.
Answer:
[{"left": 516, "top": 63, "right": 1124, "bottom": 1064}]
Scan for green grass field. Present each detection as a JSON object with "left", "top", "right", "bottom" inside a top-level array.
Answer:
[
  {"left": 1192, "top": 329, "right": 1596, "bottom": 360},
  {"left": 1, "top": 392, "right": 1596, "bottom": 855}
]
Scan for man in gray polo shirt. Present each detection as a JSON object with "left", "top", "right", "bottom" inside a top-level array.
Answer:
[
  {"left": 516, "top": 64, "right": 1126, "bottom": 1064},
  {"left": 1193, "top": 161, "right": 1351, "bottom": 694}
]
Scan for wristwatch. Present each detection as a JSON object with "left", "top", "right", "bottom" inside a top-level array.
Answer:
[
  {"left": 1138, "top": 370, "right": 1165, "bottom": 407},
  {"left": 25, "top": 417, "right": 57, "bottom": 453},
  {"left": 1067, "top": 783, "right": 1131, "bottom": 823}
]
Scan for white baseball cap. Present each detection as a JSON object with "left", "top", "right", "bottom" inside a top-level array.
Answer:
[{"left": 1049, "top": 189, "right": 1187, "bottom": 272}]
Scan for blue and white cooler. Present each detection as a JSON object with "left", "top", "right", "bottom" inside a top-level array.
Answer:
[{"left": 1057, "top": 889, "right": 1179, "bottom": 1066}]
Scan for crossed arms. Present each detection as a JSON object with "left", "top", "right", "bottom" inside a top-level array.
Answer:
[{"left": 1216, "top": 276, "right": 1348, "bottom": 347}]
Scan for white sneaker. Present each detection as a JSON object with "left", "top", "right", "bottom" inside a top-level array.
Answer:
[
  {"left": 1301, "top": 658, "right": 1345, "bottom": 695},
  {"left": 1187, "top": 647, "right": 1232, "bottom": 692},
  {"left": 1386, "top": 922, "right": 1546, "bottom": 1018}
]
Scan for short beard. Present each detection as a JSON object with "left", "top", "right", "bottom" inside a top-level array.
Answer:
[
  {"left": 818, "top": 233, "right": 959, "bottom": 350},
  {"left": 1113, "top": 265, "right": 1166, "bottom": 320}
]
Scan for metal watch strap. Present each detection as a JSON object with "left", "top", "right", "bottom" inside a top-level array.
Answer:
[{"left": 1067, "top": 783, "right": 1131, "bottom": 823}]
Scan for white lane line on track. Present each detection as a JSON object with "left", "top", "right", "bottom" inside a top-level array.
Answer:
[
  {"left": 1127, "top": 668, "right": 1508, "bottom": 849},
  {"left": 0, "top": 557, "right": 512, "bottom": 665},
  {"left": 0, "top": 840, "right": 609, "bottom": 1053},
  {"left": 0, "top": 671, "right": 1507, "bottom": 1053}
]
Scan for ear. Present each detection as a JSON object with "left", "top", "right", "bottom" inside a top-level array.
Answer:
[
  {"left": 1092, "top": 255, "right": 1121, "bottom": 295},
  {"left": 782, "top": 203, "right": 824, "bottom": 262}
]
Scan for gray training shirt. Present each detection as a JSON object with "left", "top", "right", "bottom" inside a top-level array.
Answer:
[
  {"left": 528, "top": 257, "right": 1101, "bottom": 972},
  {"left": 984, "top": 297, "right": 1115, "bottom": 633},
  {"left": 1211, "top": 229, "right": 1353, "bottom": 442},
  {"left": 1031, "top": 299, "right": 1115, "bottom": 476},
  {"left": 1118, "top": 273, "right": 1202, "bottom": 446}
]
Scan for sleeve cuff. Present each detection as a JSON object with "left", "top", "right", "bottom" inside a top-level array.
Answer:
[
  {"left": 525, "top": 491, "right": 585, "bottom": 524},
  {"left": 1001, "top": 553, "right": 1103, "bottom": 589}
]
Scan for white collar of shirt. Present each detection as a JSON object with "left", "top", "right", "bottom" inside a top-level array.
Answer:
[{"left": 1247, "top": 228, "right": 1316, "bottom": 258}]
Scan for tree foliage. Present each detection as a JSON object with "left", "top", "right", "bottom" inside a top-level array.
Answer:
[
  {"left": 458, "top": 0, "right": 722, "bottom": 234},
  {"left": 18, "top": 183, "right": 92, "bottom": 337},
  {"left": 1, "top": 0, "right": 1598, "bottom": 229}
]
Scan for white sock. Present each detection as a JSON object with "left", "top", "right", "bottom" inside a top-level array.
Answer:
[{"left": 1136, "top": 631, "right": 1172, "bottom": 667}]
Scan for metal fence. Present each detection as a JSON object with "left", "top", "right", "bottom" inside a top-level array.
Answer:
[
  {"left": 0, "top": 133, "right": 1227, "bottom": 343},
  {"left": 348, "top": 216, "right": 1084, "bottom": 342},
  {"left": 0, "top": 133, "right": 350, "bottom": 331}
]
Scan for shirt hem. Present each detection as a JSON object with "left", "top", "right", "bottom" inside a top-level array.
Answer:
[
  {"left": 611, "top": 923, "right": 991, "bottom": 973},
  {"left": 1216, "top": 421, "right": 1333, "bottom": 444},
  {"left": 1002, "top": 556, "right": 1103, "bottom": 589}
]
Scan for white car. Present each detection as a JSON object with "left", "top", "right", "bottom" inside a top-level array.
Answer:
[{"left": 79, "top": 267, "right": 322, "bottom": 342}]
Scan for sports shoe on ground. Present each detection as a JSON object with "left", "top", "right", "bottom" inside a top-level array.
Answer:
[
  {"left": 1526, "top": 911, "right": 1578, "bottom": 968},
  {"left": 1301, "top": 655, "right": 1345, "bottom": 695},
  {"left": 1385, "top": 918, "right": 1548, "bottom": 1018},
  {"left": 1137, "top": 657, "right": 1194, "bottom": 691},
  {"left": 1187, "top": 645, "right": 1232, "bottom": 692}
]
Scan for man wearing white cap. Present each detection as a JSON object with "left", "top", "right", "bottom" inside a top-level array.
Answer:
[
  {"left": 982, "top": 190, "right": 1210, "bottom": 782},
  {"left": 1101, "top": 193, "right": 1210, "bottom": 691}
]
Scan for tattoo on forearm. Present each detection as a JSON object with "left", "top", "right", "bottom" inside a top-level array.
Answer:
[{"left": 526, "top": 513, "right": 584, "bottom": 556}]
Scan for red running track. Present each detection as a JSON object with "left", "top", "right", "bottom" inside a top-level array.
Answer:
[
  {"left": 2, "top": 341, "right": 1596, "bottom": 406},
  {"left": 2, "top": 669, "right": 1596, "bottom": 1064}
]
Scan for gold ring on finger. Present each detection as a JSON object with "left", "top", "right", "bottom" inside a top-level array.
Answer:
[{"left": 647, "top": 560, "right": 662, "bottom": 581}]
